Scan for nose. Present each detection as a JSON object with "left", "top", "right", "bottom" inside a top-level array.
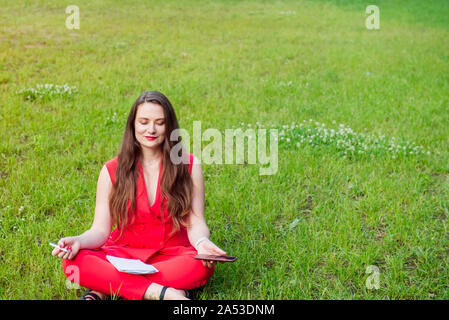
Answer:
[{"left": 147, "top": 122, "right": 156, "bottom": 134}]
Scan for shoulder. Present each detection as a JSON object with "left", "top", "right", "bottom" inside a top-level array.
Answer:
[
  {"left": 189, "top": 154, "right": 203, "bottom": 182},
  {"left": 177, "top": 152, "right": 196, "bottom": 175},
  {"left": 177, "top": 152, "right": 200, "bottom": 176}
]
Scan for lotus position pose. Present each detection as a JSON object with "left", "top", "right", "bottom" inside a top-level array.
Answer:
[{"left": 52, "top": 91, "right": 227, "bottom": 300}]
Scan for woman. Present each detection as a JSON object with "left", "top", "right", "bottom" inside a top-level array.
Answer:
[{"left": 52, "top": 91, "right": 227, "bottom": 300}]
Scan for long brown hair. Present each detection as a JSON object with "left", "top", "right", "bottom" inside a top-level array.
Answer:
[{"left": 109, "top": 91, "right": 192, "bottom": 238}]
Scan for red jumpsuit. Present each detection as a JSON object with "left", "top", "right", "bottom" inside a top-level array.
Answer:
[{"left": 62, "top": 153, "right": 214, "bottom": 300}]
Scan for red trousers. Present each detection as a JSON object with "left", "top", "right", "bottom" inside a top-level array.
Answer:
[{"left": 62, "top": 249, "right": 215, "bottom": 300}]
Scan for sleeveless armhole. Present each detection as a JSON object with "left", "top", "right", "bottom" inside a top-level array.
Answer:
[
  {"left": 188, "top": 153, "right": 194, "bottom": 175},
  {"left": 105, "top": 157, "right": 118, "bottom": 185}
]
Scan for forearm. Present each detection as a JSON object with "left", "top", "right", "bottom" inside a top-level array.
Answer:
[
  {"left": 77, "top": 228, "right": 110, "bottom": 249},
  {"left": 187, "top": 223, "right": 210, "bottom": 250}
]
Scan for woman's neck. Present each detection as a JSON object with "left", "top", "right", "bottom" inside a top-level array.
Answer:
[{"left": 140, "top": 148, "right": 163, "bottom": 167}]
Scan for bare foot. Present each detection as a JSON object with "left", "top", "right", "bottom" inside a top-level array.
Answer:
[{"left": 164, "top": 287, "right": 190, "bottom": 300}]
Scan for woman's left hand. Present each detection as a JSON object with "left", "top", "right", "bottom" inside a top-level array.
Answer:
[{"left": 196, "top": 239, "right": 227, "bottom": 268}]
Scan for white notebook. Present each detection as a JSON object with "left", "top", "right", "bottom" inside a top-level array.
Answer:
[{"left": 106, "top": 255, "right": 159, "bottom": 275}]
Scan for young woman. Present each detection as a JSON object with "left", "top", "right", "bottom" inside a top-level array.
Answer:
[{"left": 52, "top": 91, "right": 227, "bottom": 300}]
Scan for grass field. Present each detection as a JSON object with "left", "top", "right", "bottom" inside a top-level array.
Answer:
[{"left": 1, "top": 0, "right": 448, "bottom": 299}]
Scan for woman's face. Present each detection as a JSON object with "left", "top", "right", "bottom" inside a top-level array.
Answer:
[{"left": 134, "top": 102, "right": 166, "bottom": 151}]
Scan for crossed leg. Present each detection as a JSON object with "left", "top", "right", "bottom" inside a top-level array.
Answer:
[{"left": 62, "top": 249, "right": 214, "bottom": 300}]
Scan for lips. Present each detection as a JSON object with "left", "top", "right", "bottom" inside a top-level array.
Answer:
[{"left": 145, "top": 136, "right": 157, "bottom": 141}]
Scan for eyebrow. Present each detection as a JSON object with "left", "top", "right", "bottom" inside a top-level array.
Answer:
[{"left": 137, "top": 117, "right": 165, "bottom": 121}]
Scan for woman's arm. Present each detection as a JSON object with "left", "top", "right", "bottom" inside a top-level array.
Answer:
[
  {"left": 186, "top": 157, "right": 226, "bottom": 267},
  {"left": 186, "top": 156, "right": 210, "bottom": 245},
  {"left": 78, "top": 164, "right": 113, "bottom": 248},
  {"left": 52, "top": 164, "right": 113, "bottom": 259}
]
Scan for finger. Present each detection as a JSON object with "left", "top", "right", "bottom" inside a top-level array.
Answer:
[
  {"left": 58, "top": 239, "right": 66, "bottom": 247},
  {"left": 51, "top": 248, "right": 59, "bottom": 256},
  {"left": 63, "top": 251, "right": 71, "bottom": 260},
  {"left": 68, "top": 248, "right": 76, "bottom": 260},
  {"left": 57, "top": 251, "right": 65, "bottom": 259}
]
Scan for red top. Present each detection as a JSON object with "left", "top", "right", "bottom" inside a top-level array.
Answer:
[{"left": 100, "top": 153, "right": 196, "bottom": 262}]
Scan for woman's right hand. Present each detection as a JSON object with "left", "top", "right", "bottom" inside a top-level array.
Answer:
[{"left": 51, "top": 236, "right": 81, "bottom": 260}]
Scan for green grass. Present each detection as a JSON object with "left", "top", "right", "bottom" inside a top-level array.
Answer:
[{"left": 1, "top": 0, "right": 448, "bottom": 299}]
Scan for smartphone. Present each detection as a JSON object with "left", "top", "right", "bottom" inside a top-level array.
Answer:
[{"left": 194, "top": 254, "right": 237, "bottom": 263}]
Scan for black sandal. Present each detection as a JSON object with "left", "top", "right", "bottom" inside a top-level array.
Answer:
[
  {"left": 159, "top": 286, "right": 194, "bottom": 300},
  {"left": 159, "top": 286, "right": 169, "bottom": 300},
  {"left": 184, "top": 289, "right": 194, "bottom": 300},
  {"left": 80, "top": 289, "right": 103, "bottom": 300}
]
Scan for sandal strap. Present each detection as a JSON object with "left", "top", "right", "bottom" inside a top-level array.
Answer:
[
  {"left": 159, "top": 286, "right": 169, "bottom": 300},
  {"left": 184, "top": 289, "right": 194, "bottom": 299},
  {"left": 81, "top": 289, "right": 102, "bottom": 300}
]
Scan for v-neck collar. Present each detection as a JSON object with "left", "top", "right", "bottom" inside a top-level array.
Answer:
[{"left": 138, "top": 160, "right": 163, "bottom": 210}]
